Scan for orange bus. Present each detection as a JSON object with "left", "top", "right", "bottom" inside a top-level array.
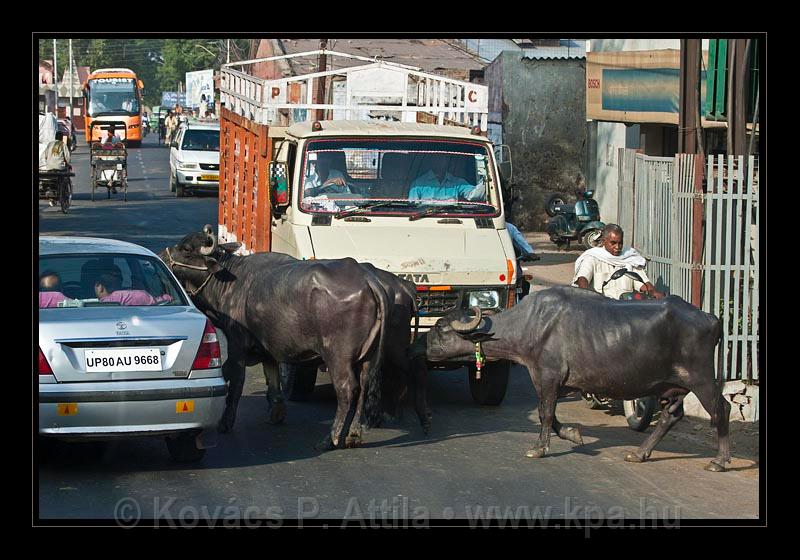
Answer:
[{"left": 82, "top": 68, "right": 144, "bottom": 146}]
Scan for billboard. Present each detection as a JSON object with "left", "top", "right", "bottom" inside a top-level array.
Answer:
[
  {"left": 186, "top": 69, "right": 214, "bottom": 109},
  {"left": 586, "top": 50, "right": 708, "bottom": 126},
  {"left": 161, "top": 91, "right": 187, "bottom": 109}
]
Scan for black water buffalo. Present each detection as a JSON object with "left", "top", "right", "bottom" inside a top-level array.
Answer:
[
  {"left": 426, "top": 286, "right": 731, "bottom": 472},
  {"left": 358, "top": 263, "right": 431, "bottom": 433},
  {"left": 160, "top": 226, "right": 390, "bottom": 450}
]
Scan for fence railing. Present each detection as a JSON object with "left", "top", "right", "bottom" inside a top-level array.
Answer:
[
  {"left": 618, "top": 152, "right": 760, "bottom": 382},
  {"left": 703, "top": 155, "right": 760, "bottom": 382}
]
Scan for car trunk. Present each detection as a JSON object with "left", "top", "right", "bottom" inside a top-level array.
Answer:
[{"left": 39, "top": 306, "right": 207, "bottom": 383}]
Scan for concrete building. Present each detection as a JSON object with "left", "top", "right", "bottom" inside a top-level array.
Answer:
[{"left": 484, "top": 48, "right": 587, "bottom": 230}]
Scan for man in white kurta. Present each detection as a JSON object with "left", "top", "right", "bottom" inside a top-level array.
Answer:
[{"left": 572, "top": 224, "right": 661, "bottom": 300}]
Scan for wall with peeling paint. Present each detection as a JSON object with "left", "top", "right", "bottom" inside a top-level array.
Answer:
[{"left": 488, "top": 52, "right": 587, "bottom": 231}]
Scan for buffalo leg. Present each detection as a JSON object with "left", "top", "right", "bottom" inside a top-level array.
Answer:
[
  {"left": 625, "top": 393, "right": 686, "bottom": 463},
  {"left": 552, "top": 416, "right": 584, "bottom": 445},
  {"left": 346, "top": 359, "right": 373, "bottom": 447},
  {"left": 317, "top": 360, "right": 358, "bottom": 451},
  {"left": 692, "top": 381, "right": 732, "bottom": 472},
  {"left": 411, "top": 355, "right": 432, "bottom": 434},
  {"left": 525, "top": 374, "right": 559, "bottom": 459},
  {"left": 219, "top": 354, "right": 246, "bottom": 433},
  {"left": 262, "top": 360, "right": 287, "bottom": 425}
]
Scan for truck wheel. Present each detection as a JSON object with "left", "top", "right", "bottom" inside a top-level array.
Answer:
[
  {"left": 281, "top": 363, "right": 318, "bottom": 401},
  {"left": 623, "top": 397, "right": 657, "bottom": 432},
  {"left": 165, "top": 432, "right": 206, "bottom": 462},
  {"left": 468, "top": 360, "right": 510, "bottom": 406}
]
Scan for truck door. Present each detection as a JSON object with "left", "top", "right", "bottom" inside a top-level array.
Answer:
[{"left": 270, "top": 140, "right": 298, "bottom": 255}]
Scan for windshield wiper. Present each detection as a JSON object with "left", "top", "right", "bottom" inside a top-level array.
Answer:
[
  {"left": 335, "top": 201, "right": 416, "bottom": 219},
  {"left": 408, "top": 203, "right": 494, "bottom": 221}
]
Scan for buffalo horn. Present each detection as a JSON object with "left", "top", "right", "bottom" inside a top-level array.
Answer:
[{"left": 450, "top": 306, "right": 482, "bottom": 333}]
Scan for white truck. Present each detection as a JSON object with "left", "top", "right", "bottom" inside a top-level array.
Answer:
[{"left": 218, "top": 50, "right": 518, "bottom": 405}]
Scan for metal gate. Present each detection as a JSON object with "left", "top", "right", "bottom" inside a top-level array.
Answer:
[
  {"left": 703, "top": 155, "right": 760, "bottom": 382},
  {"left": 617, "top": 148, "right": 637, "bottom": 236},
  {"left": 620, "top": 152, "right": 760, "bottom": 382}
]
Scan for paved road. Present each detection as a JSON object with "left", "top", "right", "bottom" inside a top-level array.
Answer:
[{"left": 37, "top": 133, "right": 759, "bottom": 524}]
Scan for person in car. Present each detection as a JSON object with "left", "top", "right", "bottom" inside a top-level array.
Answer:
[
  {"left": 304, "top": 153, "right": 352, "bottom": 196},
  {"left": 408, "top": 155, "right": 485, "bottom": 201},
  {"left": 39, "top": 270, "right": 68, "bottom": 308},
  {"left": 94, "top": 273, "right": 158, "bottom": 306}
]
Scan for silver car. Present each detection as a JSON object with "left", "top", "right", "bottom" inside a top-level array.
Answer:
[{"left": 38, "top": 236, "right": 226, "bottom": 462}]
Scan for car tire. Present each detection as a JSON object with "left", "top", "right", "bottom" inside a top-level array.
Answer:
[
  {"left": 176, "top": 179, "right": 186, "bottom": 198},
  {"left": 281, "top": 363, "right": 318, "bottom": 401},
  {"left": 468, "top": 360, "right": 510, "bottom": 406},
  {"left": 165, "top": 433, "right": 206, "bottom": 462}
]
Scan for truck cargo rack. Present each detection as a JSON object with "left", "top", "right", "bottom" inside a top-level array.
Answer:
[{"left": 220, "top": 50, "right": 488, "bottom": 131}]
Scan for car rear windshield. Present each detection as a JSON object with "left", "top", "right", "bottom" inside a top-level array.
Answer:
[
  {"left": 181, "top": 129, "right": 219, "bottom": 152},
  {"left": 39, "top": 253, "right": 188, "bottom": 309}
]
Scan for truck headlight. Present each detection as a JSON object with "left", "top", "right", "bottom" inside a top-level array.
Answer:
[
  {"left": 178, "top": 163, "right": 199, "bottom": 170},
  {"left": 467, "top": 290, "right": 500, "bottom": 309}
]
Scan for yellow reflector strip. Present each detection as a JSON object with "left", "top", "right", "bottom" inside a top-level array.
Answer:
[
  {"left": 57, "top": 403, "right": 78, "bottom": 416},
  {"left": 176, "top": 401, "right": 195, "bottom": 414},
  {"left": 429, "top": 286, "right": 452, "bottom": 291},
  {"left": 506, "top": 259, "right": 515, "bottom": 285}
]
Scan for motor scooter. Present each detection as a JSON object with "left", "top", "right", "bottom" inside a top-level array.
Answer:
[
  {"left": 581, "top": 268, "right": 659, "bottom": 431},
  {"left": 546, "top": 189, "right": 605, "bottom": 250}
]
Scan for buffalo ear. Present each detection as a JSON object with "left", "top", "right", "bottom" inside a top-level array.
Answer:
[
  {"left": 219, "top": 242, "right": 241, "bottom": 254},
  {"left": 463, "top": 331, "right": 495, "bottom": 343},
  {"left": 204, "top": 257, "right": 222, "bottom": 274}
]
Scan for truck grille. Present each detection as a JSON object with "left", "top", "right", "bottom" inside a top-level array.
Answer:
[
  {"left": 417, "top": 289, "right": 460, "bottom": 316},
  {"left": 200, "top": 163, "right": 219, "bottom": 171}
]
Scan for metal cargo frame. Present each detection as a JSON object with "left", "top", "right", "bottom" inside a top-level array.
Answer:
[{"left": 220, "top": 50, "right": 489, "bottom": 130}]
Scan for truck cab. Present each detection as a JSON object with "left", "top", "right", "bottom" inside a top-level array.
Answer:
[{"left": 218, "top": 50, "right": 516, "bottom": 404}]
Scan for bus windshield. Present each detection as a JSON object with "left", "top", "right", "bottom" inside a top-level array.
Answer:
[
  {"left": 87, "top": 77, "right": 140, "bottom": 117},
  {"left": 299, "top": 139, "right": 499, "bottom": 218}
]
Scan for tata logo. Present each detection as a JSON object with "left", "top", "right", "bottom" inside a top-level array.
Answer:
[
  {"left": 116, "top": 322, "right": 128, "bottom": 331},
  {"left": 397, "top": 273, "right": 430, "bottom": 283}
]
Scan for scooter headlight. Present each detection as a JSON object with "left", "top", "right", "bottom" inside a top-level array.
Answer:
[{"left": 467, "top": 290, "right": 500, "bottom": 310}]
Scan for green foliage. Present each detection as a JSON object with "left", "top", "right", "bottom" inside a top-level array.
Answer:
[{"left": 38, "top": 38, "right": 253, "bottom": 106}]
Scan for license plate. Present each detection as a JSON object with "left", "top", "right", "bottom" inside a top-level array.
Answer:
[
  {"left": 200, "top": 174, "right": 219, "bottom": 181},
  {"left": 85, "top": 348, "right": 163, "bottom": 372}
]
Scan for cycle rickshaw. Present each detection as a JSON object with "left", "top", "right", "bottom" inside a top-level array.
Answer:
[
  {"left": 38, "top": 168, "right": 74, "bottom": 214},
  {"left": 89, "top": 121, "right": 128, "bottom": 202}
]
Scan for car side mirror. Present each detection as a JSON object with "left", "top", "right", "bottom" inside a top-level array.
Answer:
[{"left": 269, "top": 161, "right": 291, "bottom": 214}]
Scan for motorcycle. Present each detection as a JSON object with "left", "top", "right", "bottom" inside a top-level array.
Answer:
[
  {"left": 581, "top": 268, "right": 659, "bottom": 431},
  {"left": 546, "top": 189, "right": 605, "bottom": 250}
]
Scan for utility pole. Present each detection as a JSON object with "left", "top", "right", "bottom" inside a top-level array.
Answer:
[
  {"left": 52, "top": 39, "right": 57, "bottom": 114},
  {"left": 69, "top": 39, "right": 74, "bottom": 118},
  {"left": 679, "top": 39, "right": 705, "bottom": 309},
  {"left": 727, "top": 38, "right": 751, "bottom": 156},
  {"left": 314, "top": 39, "right": 328, "bottom": 121}
]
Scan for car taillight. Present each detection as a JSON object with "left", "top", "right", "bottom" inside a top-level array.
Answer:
[
  {"left": 191, "top": 320, "right": 222, "bottom": 370},
  {"left": 39, "top": 347, "right": 53, "bottom": 375}
]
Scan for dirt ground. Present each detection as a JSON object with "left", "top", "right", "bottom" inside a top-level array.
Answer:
[{"left": 520, "top": 231, "right": 760, "bottom": 467}]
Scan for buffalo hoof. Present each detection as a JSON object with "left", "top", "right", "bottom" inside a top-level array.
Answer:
[
  {"left": 421, "top": 418, "right": 432, "bottom": 436},
  {"left": 525, "top": 446, "right": 548, "bottom": 459},
  {"left": 561, "top": 427, "right": 584, "bottom": 446},
  {"left": 314, "top": 435, "right": 336, "bottom": 451},
  {"left": 704, "top": 461, "right": 727, "bottom": 473},
  {"left": 267, "top": 401, "right": 288, "bottom": 425},
  {"left": 624, "top": 452, "right": 646, "bottom": 463},
  {"left": 345, "top": 434, "right": 363, "bottom": 448},
  {"left": 217, "top": 413, "right": 236, "bottom": 434}
]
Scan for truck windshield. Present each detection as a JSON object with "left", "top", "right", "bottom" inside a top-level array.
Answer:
[{"left": 300, "top": 139, "right": 498, "bottom": 217}]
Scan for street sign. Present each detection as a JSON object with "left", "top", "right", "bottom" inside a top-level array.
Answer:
[{"left": 161, "top": 91, "right": 187, "bottom": 109}]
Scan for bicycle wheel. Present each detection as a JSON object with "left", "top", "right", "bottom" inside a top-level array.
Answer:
[{"left": 59, "top": 177, "right": 72, "bottom": 214}]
